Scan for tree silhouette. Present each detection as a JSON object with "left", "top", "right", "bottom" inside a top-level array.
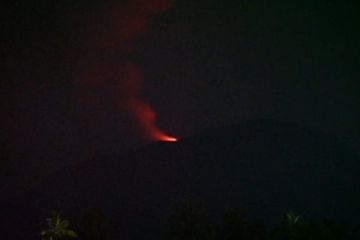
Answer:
[
  {"left": 78, "top": 210, "right": 112, "bottom": 240},
  {"left": 161, "top": 200, "right": 212, "bottom": 240},
  {"left": 270, "top": 211, "right": 311, "bottom": 240},
  {"left": 270, "top": 211, "right": 359, "bottom": 240},
  {"left": 222, "top": 209, "right": 266, "bottom": 240},
  {"left": 40, "top": 211, "right": 78, "bottom": 240}
]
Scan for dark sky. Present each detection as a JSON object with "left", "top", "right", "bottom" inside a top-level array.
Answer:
[{"left": 1, "top": 0, "right": 359, "bottom": 195}]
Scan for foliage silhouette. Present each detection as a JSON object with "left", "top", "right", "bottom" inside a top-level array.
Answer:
[
  {"left": 40, "top": 211, "right": 78, "bottom": 240},
  {"left": 40, "top": 207, "right": 359, "bottom": 240},
  {"left": 78, "top": 210, "right": 112, "bottom": 240},
  {"left": 160, "top": 199, "right": 214, "bottom": 240},
  {"left": 221, "top": 209, "right": 266, "bottom": 240},
  {"left": 161, "top": 204, "right": 359, "bottom": 240}
]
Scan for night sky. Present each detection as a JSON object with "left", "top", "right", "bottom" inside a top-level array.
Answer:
[{"left": 1, "top": 0, "right": 359, "bottom": 197}]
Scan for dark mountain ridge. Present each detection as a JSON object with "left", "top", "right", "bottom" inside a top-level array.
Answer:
[{"left": 1, "top": 120, "right": 359, "bottom": 239}]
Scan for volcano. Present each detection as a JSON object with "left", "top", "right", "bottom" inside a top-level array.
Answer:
[{"left": 1, "top": 120, "right": 359, "bottom": 240}]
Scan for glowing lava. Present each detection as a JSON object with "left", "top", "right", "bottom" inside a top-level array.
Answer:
[
  {"left": 159, "top": 135, "right": 178, "bottom": 142},
  {"left": 145, "top": 121, "right": 178, "bottom": 142},
  {"left": 128, "top": 98, "right": 177, "bottom": 142}
]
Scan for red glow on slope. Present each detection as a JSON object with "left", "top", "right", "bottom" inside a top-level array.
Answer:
[
  {"left": 160, "top": 136, "right": 178, "bottom": 142},
  {"left": 127, "top": 97, "right": 177, "bottom": 142},
  {"left": 147, "top": 123, "right": 178, "bottom": 142},
  {"left": 147, "top": 124, "right": 178, "bottom": 142}
]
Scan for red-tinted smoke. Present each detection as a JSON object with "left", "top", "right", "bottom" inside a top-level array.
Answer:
[{"left": 78, "top": 0, "right": 176, "bottom": 142}]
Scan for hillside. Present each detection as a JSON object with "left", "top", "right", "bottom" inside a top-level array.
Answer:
[{"left": 2, "top": 120, "right": 359, "bottom": 240}]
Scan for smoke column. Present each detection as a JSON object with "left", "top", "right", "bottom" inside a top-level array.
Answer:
[{"left": 78, "top": 0, "right": 176, "bottom": 142}]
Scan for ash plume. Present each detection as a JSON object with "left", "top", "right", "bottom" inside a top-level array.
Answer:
[{"left": 77, "top": 0, "right": 176, "bottom": 141}]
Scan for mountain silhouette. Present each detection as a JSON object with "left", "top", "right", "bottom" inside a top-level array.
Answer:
[{"left": 2, "top": 120, "right": 359, "bottom": 240}]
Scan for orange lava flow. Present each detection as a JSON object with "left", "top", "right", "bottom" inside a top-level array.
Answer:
[
  {"left": 148, "top": 125, "right": 178, "bottom": 142},
  {"left": 159, "top": 135, "right": 178, "bottom": 142},
  {"left": 129, "top": 99, "right": 178, "bottom": 142}
]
